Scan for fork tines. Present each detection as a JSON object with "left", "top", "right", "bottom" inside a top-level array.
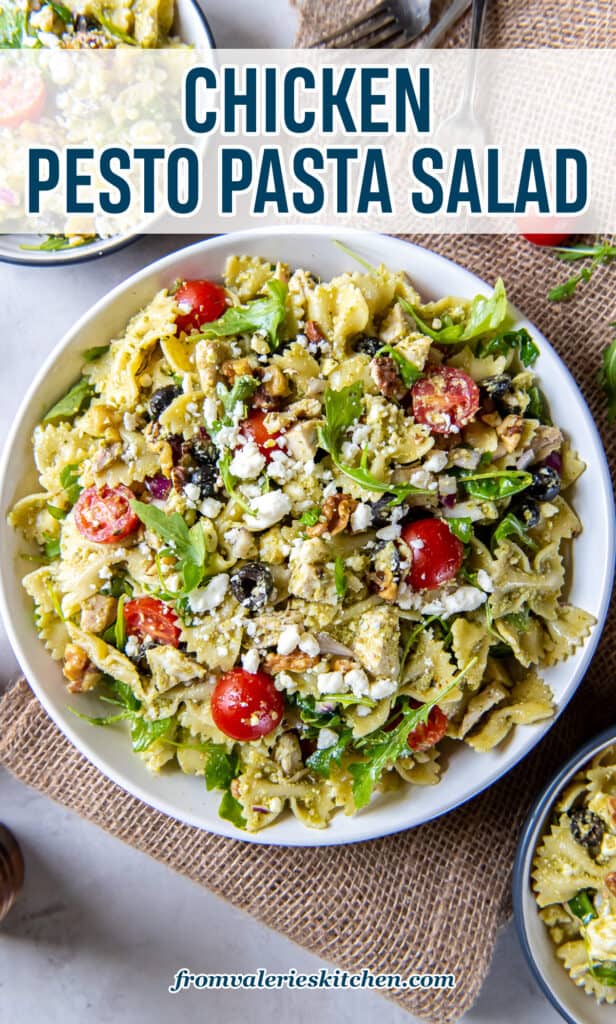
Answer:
[{"left": 310, "top": 1, "right": 410, "bottom": 49}]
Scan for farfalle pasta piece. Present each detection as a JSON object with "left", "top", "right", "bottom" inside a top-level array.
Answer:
[
  {"left": 180, "top": 595, "right": 246, "bottom": 671},
  {"left": 490, "top": 540, "right": 565, "bottom": 619},
  {"left": 541, "top": 605, "right": 596, "bottom": 667},
  {"left": 450, "top": 617, "right": 491, "bottom": 690},
  {"left": 22, "top": 565, "right": 69, "bottom": 660},
  {"left": 532, "top": 815, "right": 614, "bottom": 906},
  {"left": 65, "top": 622, "right": 144, "bottom": 697},
  {"left": 464, "top": 672, "right": 554, "bottom": 753}
]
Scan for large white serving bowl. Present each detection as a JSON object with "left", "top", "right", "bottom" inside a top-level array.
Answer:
[
  {"left": 0, "top": 0, "right": 215, "bottom": 267},
  {"left": 0, "top": 228, "right": 613, "bottom": 846}
]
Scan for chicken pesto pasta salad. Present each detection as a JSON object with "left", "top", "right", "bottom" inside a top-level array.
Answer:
[
  {"left": 533, "top": 744, "right": 616, "bottom": 1003},
  {"left": 9, "top": 254, "right": 595, "bottom": 833}
]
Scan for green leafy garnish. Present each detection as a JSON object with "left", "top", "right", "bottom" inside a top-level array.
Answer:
[
  {"left": 318, "top": 384, "right": 430, "bottom": 503},
  {"left": 400, "top": 279, "right": 508, "bottom": 345},
  {"left": 446, "top": 517, "right": 473, "bottom": 544},
  {"left": 289, "top": 693, "right": 341, "bottom": 729},
  {"left": 599, "top": 325, "right": 616, "bottom": 424},
  {"left": 217, "top": 375, "right": 260, "bottom": 422},
  {"left": 548, "top": 240, "right": 616, "bottom": 303},
  {"left": 299, "top": 507, "right": 321, "bottom": 527},
  {"left": 461, "top": 470, "right": 532, "bottom": 501},
  {"left": 525, "top": 385, "right": 552, "bottom": 425},
  {"left": 334, "top": 556, "right": 348, "bottom": 599},
  {"left": 42, "top": 534, "right": 60, "bottom": 560},
  {"left": 95, "top": 9, "right": 137, "bottom": 44},
  {"left": 69, "top": 679, "right": 174, "bottom": 752},
  {"left": 568, "top": 889, "right": 597, "bottom": 925},
  {"left": 218, "top": 451, "right": 254, "bottom": 514},
  {"left": 492, "top": 512, "right": 538, "bottom": 551},
  {"left": 375, "top": 344, "right": 421, "bottom": 387},
  {"left": 348, "top": 660, "right": 475, "bottom": 809},
  {"left": 82, "top": 344, "right": 110, "bottom": 363},
  {"left": 589, "top": 961, "right": 616, "bottom": 986},
  {"left": 504, "top": 609, "right": 530, "bottom": 632},
  {"left": 198, "top": 280, "right": 288, "bottom": 351},
  {"left": 476, "top": 327, "right": 539, "bottom": 367},
  {"left": 20, "top": 235, "right": 92, "bottom": 252},
  {"left": 204, "top": 745, "right": 240, "bottom": 791},
  {"left": 130, "top": 716, "right": 175, "bottom": 752},
  {"left": 306, "top": 728, "right": 353, "bottom": 778},
  {"left": 130, "top": 499, "right": 206, "bottom": 593},
  {"left": 332, "top": 240, "right": 376, "bottom": 272},
  {"left": 46, "top": 504, "right": 67, "bottom": 521},
  {"left": 43, "top": 377, "right": 94, "bottom": 424},
  {"left": 399, "top": 614, "right": 443, "bottom": 681},
  {"left": 48, "top": 1, "right": 72, "bottom": 23},
  {"left": 60, "top": 463, "right": 82, "bottom": 505},
  {"left": 218, "top": 789, "right": 247, "bottom": 829}
]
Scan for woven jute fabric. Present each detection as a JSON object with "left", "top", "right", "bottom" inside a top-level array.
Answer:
[{"left": 2, "top": 5, "right": 616, "bottom": 1021}]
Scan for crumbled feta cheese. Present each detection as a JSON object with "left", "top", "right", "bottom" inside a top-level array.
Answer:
[
  {"left": 98, "top": 565, "right": 112, "bottom": 580},
  {"left": 182, "top": 372, "right": 192, "bottom": 393},
  {"left": 242, "top": 649, "right": 261, "bottom": 674},
  {"left": 188, "top": 574, "right": 229, "bottom": 613},
  {"left": 224, "top": 527, "right": 254, "bottom": 559},
  {"left": 438, "top": 474, "right": 458, "bottom": 497},
  {"left": 274, "top": 671, "right": 297, "bottom": 694},
  {"left": 409, "top": 468, "right": 438, "bottom": 491},
  {"left": 442, "top": 501, "right": 485, "bottom": 522},
  {"left": 356, "top": 705, "right": 372, "bottom": 717},
  {"left": 266, "top": 450, "right": 297, "bottom": 484},
  {"left": 123, "top": 412, "right": 140, "bottom": 431},
  {"left": 229, "top": 442, "right": 266, "bottom": 481},
  {"left": 476, "top": 569, "right": 494, "bottom": 593},
  {"left": 203, "top": 397, "right": 219, "bottom": 426},
  {"left": 370, "top": 678, "right": 398, "bottom": 700},
  {"left": 125, "top": 635, "right": 140, "bottom": 659},
  {"left": 351, "top": 503, "right": 373, "bottom": 532},
  {"left": 317, "top": 670, "right": 346, "bottom": 695},
  {"left": 243, "top": 491, "right": 292, "bottom": 531},
  {"left": 245, "top": 620, "right": 257, "bottom": 637},
  {"left": 423, "top": 450, "right": 448, "bottom": 473},
  {"left": 397, "top": 583, "right": 487, "bottom": 617},
  {"left": 341, "top": 440, "right": 360, "bottom": 461},
  {"left": 449, "top": 448, "right": 481, "bottom": 471},
  {"left": 216, "top": 424, "right": 241, "bottom": 449},
  {"left": 299, "top": 634, "right": 320, "bottom": 657},
  {"left": 277, "top": 624, "right": 301, "bottom": 656},
  {"left": 200, "top": 497, "right": 222, "bottom": 519},
  {"left": 375, "top": 523, "right": 402, "bottom": 541},
  {"left": 317, "top": 727, "right": 339, "bottom": 750},
  {"left": 345, "top": 668, "right": 370, "bottom": 697},
  {"left": 184, "top": 483, "right": 201, "bottom": 503}
]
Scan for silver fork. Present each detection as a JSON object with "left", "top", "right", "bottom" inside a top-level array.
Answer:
[{"left": 310, "top": 0, "right": 431, "bottom": 49}]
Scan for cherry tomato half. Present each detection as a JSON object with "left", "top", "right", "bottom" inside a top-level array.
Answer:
[
  {"left": 210, "top": 668, "right": 283, "bottom": 741},
  {"left": 0, "top": 68, "right": 45, "bottom": 128},
  {"left": 124, "top": 597, "right": 181, "bottom": 648},
  {"left": 74, "top": 484, "right": 139, "bottom": 544},
  {"left": 401, "top": 518, "right": 464, "bottom": 591},
  {"left": 242, "top": 408, "right": 284, "bottom": 462},
  {"left": 175, "top": 279, "right": 228, "bottom": 334},
  {"left": 521, "top": 232, "right": 571, "bottom": 247},
  {"left": 411, "top": 366, "right": 480, "bottom": 435},
  {"left": 407, "top": 705, "right": 448, "bottom": 752}
]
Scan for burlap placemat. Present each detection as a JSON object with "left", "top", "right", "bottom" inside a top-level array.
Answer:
[{"left": 1, "top": 232, "right": 615, "bottom": 1022}]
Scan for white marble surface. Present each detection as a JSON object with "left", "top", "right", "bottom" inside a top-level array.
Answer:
[{"left": 0, "top": 2, "right": 562, "bottom": 1021}]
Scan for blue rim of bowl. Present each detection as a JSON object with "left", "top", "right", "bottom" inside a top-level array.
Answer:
[
  {"left": 513, "top": 726, "right": 616, "bottom": 1024},
  {"left": 0, "top": 0, "right": 215, "bottom": 268},
  {"left": 0, "top": 227, "right": 613, "bottom": 845}
]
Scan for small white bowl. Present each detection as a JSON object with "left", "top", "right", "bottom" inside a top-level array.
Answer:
[
  {"left": 514, "top": 728, "right": 616, "bottom": 1024},
  {"left": 0, "top": 0, "right": 215, "bottom": 267},
  {"left": 0, "top": 227, "right": 613, "bottom": 845}
]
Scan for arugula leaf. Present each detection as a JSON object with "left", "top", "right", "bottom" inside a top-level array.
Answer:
[
  {"left": 476, "top": 327, "right": 539, "bottom": 367},
  {"left": 306, "top": 728, "right": 353, "bottom": 778},
  {"left": 289, "top": 693, "right": 341, "bottom": 729},
  {"left": 299, "top": 507, "right": 321, "bottom": 527},
  {"left": 218, "top": 450, "right": 254, "bottom": 514},
  {"left": 218, "top": 789, "right": 247, "bottom": 829},
  {"left": 46, "top": 504, "right": 67, "bottom": 521},
  {"left": 322, "top": 693, "right": 376, "bottom": 708},
  {"left": 332, "top": 240, "right": 376, "bottom": 272},
  {"left": 198, "top": 280, "right": 288, "bottom": 350},
  {"left": 492, "top": 512, "right": 538, "bottom": 551},
  {"left": 349, "top": 660, "right": 476, "bottom": 809},
  {"left": 42, "top": 533, "right": 60, "bottom": 560},
  {"left": 130, "top": 499, "right": 206, "bottom": 593},
  {"left": 214, "top": 376, "right": 260, "bottom": 429},
  {"left": 375, "top": 344, "right": 421, "bottom": 387},
  {"left": 109, "top": 679, "right": 140, "bottom": 712},
  {"left": 43, "top": 378, "right": 94, "bottom": 424},
  {"left": 130, "top": 716, "right": 174, "bottom": 752},
  {"left": 567, "top": 888, "right": 598, "bottom": 924},
  {"left": 399, "top": 615, "right": 442, "bottom": 681},
  {"left": 589, "top": 962, "right": 616, "bottom": 986},
  {"left": 82, "top": 344, "right": 110, "bottom": 363},
  {"left": 318, "top": 384, "right": 430, "bottom": 503},
  {"left": 334, "top": 556, "right": 348, "bottom": 599},
  {"left": 400, "top": 279, "right": 508, "bottom": 345},
  {"left": 525, "top": 385, "right": 552, "bottom": 425},
  {"left": 461, "top": 470, "right": 532, "bottom": 501},
  {"left": 20, "top": 235, "right": 93, "bottom": 252},
  {"left": 60, "top": 463, "right": 82, "bottom": 505},
  {"left": 49, "top": 1, "right": 72, "bottom": 23},
  {"left": 599, "top": 326, "right": 616, "bottom": 424},
  {"left": 69, "top": 706, "right": 133, "bottom": 728},
  {"left": 446, "top": 517, "right": 473, "bottom": 544},
  {"left": 204, "top": 745, "right": 240, "bottom": 791},
  {"left": 114, "top": 593, "right": 127, "bottom": 650},
  {"left": 548, "top": 240, "right": 616, "bottom": 303},
  {"left": 504, "top": 610, "right": 530, "bottom": 633}
]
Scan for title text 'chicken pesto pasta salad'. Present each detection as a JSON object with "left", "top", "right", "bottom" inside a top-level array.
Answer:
[
  {"left": 533, "top": 744, "right": 616, "bottom": 1003},
  {"left": 9, "top": 254, "right": 595, "bottom": 832}
]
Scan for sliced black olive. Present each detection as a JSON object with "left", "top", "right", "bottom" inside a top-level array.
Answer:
[
  {"left": 354, "top": 336, "right": 382, "bottom": 358},
  {"left": 480, "top": 374, "right": 512, "bottom": 400},
  {"left": 188, "top": 437, "right": 216, "bottom": 467},
  {"left": 188, "top": 463, "right": 218, "bottom": 499},
  {"left": 513, "top": 497, "right": 540, "bottom": 528},
  {"left": 368, "top": 495, "right": 396, "bottom": 528},
  {"left": 149, "top": 385, "right": 181, "bottom": 420},
  {"left": 569, "top": 808, "right": 605, "bottom": 851},
  {"left": 528, "top": 466, "right": 561, "bottom": 502},
  {"left": 230, "top": 562, "right": 274, "bottom": 611}
]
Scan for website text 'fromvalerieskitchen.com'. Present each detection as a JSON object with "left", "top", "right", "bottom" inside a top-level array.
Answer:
[{"left": 168, "top": 967, "right": 456, "bottom": 992}]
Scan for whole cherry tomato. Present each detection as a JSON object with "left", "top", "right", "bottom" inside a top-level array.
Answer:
[
  {"left": 123, "top": 597, "right": 181, "bottom": 648},
  {"left": 74, "top": 484, "right": 139, "bottom": 544},
  {"left": 401, "top": 518, "right": 464, "bottom": 591},
  {"left": 210, "top": 668, "right": 283, "bottom": 741},
  {"left": 175, "top": 279, "right": 228, "bottom": 334},
  {"left": 411, "top": 366, "right": 479, "bottom": 435}
]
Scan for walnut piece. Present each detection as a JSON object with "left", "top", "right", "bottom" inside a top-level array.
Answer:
[
  {"left": 263, "top": 651, "right": 320, "bottom": 673},
  {"left": 62, "top": 643, "right": 100, "bottom": 693},
  {"left": 496, "top": 414, "right": 524, "bottom": 453},
  {"left": 370, "top": 355, "right": 407, "bottom": 401},
  {"left": 606, "top": 872, "right": 616, "bottom": 897},
  {"left": 220, "top": 357, "right": 256, "bottom": 385},
  {"left": 306, "top": 493, "right": 358, "bottom": 538},
  {"left": 305, "top": 320, "right": 325, "bottom": 344}
]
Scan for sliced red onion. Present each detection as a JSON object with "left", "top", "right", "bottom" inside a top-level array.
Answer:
[
  {"left": 145, "top": 474, "right": 171, "bottom": 500},
  {"left": 542, "top": 451, "right": 562, "bottom": 474},
  {"left": 315, "top": 633, "right": 355, "bottom": 657},
  {"left": 441, "top": 494, "right": 456, "bottom": 509}
]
